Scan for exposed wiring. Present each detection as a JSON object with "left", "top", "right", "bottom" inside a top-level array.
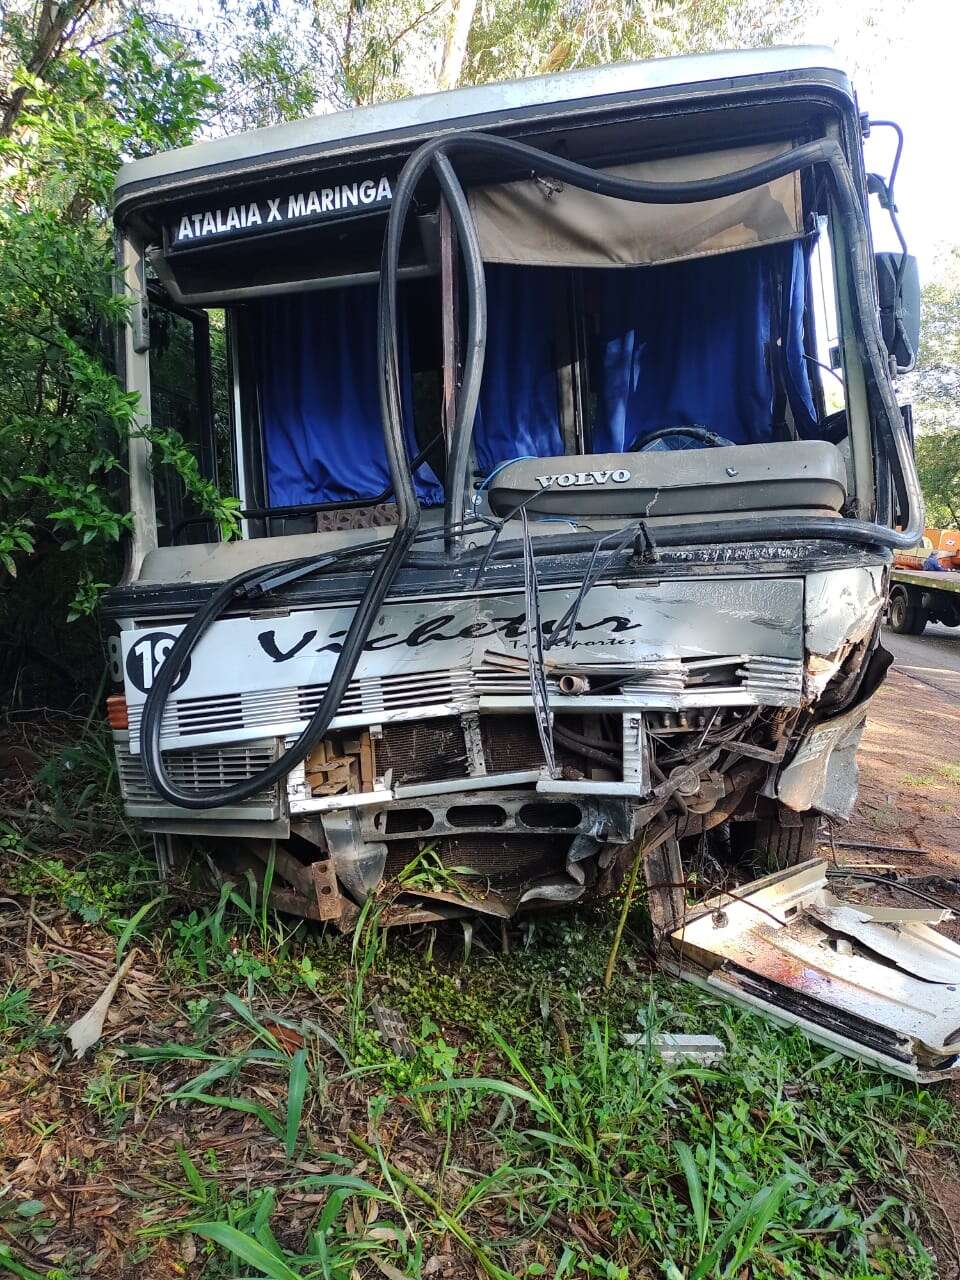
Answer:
[
  {"left": 476, "top": 456, "right": 538, "bottom": 489},
  {"left": 802, "top": 351, "right": 845, "bottom": 388},
  {"left": 545, "top": 521, "right": 641, "bottom": 650},
  {"left": 552, "top": 725, "right": 621, "bottom": 771},
  {"left": 467, "top": 476, "right": 561, "bottom": 590}
]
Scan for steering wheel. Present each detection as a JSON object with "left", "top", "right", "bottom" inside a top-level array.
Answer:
[{"left": 629, "top": 426, "right": 736, "bottom": 452}]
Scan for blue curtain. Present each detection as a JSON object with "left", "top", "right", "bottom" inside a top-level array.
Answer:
[
  {"left": 780, "top": 240, "right": 819, "bottom": 439},
  {"left": 473, "top": 265, "right": 564, "bottom": 471},
  {"left": 254, "top": 245, "right": 817, "bottom": 505},
  {"left": 589, "top": 241, "right": 816, "bottom": 450},
  {"left": 473, "top": 243, "right": 816, "bottom": 467},
  {"left": 254, "top": 285, "right": 443, "bottom": 507}
]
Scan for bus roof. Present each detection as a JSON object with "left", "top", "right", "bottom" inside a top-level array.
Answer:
[{"left": 114, "top": 44, "right": 848, "bottom": 216}]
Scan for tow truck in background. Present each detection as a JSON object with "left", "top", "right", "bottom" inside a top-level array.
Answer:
[{"left": 889, "top": 530, "right": 960, "bottom": 634}]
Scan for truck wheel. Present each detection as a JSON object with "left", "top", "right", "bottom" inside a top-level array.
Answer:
[
  {"left": 737, "top": 811, "right": 820, "bottom": 871},
  {"left": 889, "top": 589, "right": 926, "bottom": 634}
]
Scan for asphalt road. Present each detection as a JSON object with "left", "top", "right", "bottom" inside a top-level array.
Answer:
[{"left": 882, "top": 622, "right": 960, "bottom": 702}]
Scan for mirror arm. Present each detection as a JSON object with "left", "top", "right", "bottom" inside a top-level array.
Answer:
[
  {"left": 865, "top": 119, "right": 911, "bottom": 289},
  {"left": 868, "top": 118, "right": 905, "bottom": 197},
  {"left": 866, "top": 119, "right": 917, "bottom": 371}
]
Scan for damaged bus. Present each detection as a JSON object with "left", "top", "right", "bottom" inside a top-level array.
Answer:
[{"left": 108, "top": 46, "right": 960, "bottom": 1078}]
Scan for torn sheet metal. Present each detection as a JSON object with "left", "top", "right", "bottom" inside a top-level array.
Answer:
[
  {"left": 807, "top": 901, "right": 959, "bottom": 983},
  {"left": 804, "top": 566, "right": 886, "bottom": 656},
  {"left": 774, "top": 697, "right": 871, "bottom": 819},
  {"left": 320, "top": 809, "right": 387, "bottom": 899},
  {"left": 518, "top": 875, "right": 587, "bottom": 905},
  {"left": 670, "top": 859, "right": 960, "bottom": 1081},
  {"left": 623, "top": 1032, "right": 727, "bottom": 1065},
  {"left": 803, "top": 566, "right": 886, "bottom": 700},
  {"left": 382, "top": 874, "right": 587, "bottom": 923},
  {"left": 392, "top": 885, "right": 515, "bottom": 918}
]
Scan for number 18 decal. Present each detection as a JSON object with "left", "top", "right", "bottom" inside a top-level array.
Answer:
[{"left": 125, "top": 632, "right": 191, "bottom": 694}]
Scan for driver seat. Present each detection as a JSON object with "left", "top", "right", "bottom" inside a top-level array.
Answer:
[{"left": 485, "top": 440, "right": 847, "bottom": 518}]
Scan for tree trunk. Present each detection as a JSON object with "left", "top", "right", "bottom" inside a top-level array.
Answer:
[
  {"left": 1, "top": 0, "right": 99, "bottom": 136},
  {"left": 437, "top": 0, "right": 478, "bottom": 91}
]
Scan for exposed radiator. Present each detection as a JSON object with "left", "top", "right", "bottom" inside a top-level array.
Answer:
[
  {"left": 377, "top": 714, "right": 587, "bottom": 785},
  {"left": 378, "top": 718, "right": 468, "bottom": 786},
  {"left": 384, "top": 833, "right": 569, "bottom": 886}
]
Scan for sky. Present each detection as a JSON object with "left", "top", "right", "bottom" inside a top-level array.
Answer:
[{"left": 802, "top": 0, "right": 956, "bottom": 278}]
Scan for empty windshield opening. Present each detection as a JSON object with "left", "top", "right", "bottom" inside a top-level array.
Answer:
[
  {"left": 228, "top": 239, "right": 831, "bottom": 532},
  {"left": 143, "top": 145, "right": 866, "bottom": 545},
  {"left": 149, "top": 299, "right": 233, "bottom": 547}
]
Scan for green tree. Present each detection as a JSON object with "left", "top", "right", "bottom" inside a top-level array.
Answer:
[
  {"left": 910, "top": 250, "right": 960, "bottom": 528},
  {"left": 0, "top": 3, "right": 237, "bottom": 698},
  {"left": 0, "top": 32, "right": 221, "bottom": 560},
  {"left": 206, "top": 0, "right": 812, "bottom": 120},
  {"left": 462, "top": 0, "right": 811, "bottom": 90}
]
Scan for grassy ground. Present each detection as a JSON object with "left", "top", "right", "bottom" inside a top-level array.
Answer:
[{"left": 1, "top": 714, "right": 959, "bottom": 1280}]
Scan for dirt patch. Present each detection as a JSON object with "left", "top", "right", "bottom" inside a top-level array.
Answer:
[
  {"left": 819, "top": 667, "right": 960, "bottom": 947},
  {"left": 914, "top": 1154, "right": 960, "bottom": 1280},
  {"left": 826, "top": 667, "right": 960, "bottom": 874}
]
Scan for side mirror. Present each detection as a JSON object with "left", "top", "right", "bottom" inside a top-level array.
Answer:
[{"left": 876, "top": 251, "right": 920, "bottom": 373}]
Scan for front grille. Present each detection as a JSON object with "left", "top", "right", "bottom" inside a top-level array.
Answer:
[
  {"left": 128, "top": 667, "right": 473, "bottom": 750},
  {"left": 114, "top": 735, "right": 280, "bottom": 815},
  {"left": 126, "top": 653, "right": 805, "bottom": 755}
]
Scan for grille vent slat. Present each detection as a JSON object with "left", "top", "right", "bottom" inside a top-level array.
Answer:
[
  {"left": 126, "top": 656, "right": 804, "bottom": 751},
  {"left": 128, "top": 667, "right": 471, "bottom": 747},
  {"left": 115, "top": 737, "right": 277, "bottom": 804}
]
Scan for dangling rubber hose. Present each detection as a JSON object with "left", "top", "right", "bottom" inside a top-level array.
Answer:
[
  {"left": 140, "top": 130, "right": 923, "bottom": 810},
  {"left": 141, "top": 141, "right": 495, "bottom": 809},
  {"left": 433, "top": 153, "right": 487, "bottom": 556}
]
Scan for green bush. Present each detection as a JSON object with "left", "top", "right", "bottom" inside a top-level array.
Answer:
[{"left": 0, "top": 13, "right": 236, "bottom": 701}]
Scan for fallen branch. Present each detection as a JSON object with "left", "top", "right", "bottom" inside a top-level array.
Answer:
[
  {"left": 828, "top": 838, "right": 928, "bottom": 856},
  {"left": 66, "top": 950, "right": 138, "bottom": 1058}
]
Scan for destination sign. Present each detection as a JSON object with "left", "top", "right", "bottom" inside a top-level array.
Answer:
[{"left": 167, "top": 173, "right": 394, "bottom": 249}]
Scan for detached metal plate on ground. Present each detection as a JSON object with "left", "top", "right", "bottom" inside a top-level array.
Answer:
[{"left": 669, "top": 859, "right": 960, "bottom": 1081}]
